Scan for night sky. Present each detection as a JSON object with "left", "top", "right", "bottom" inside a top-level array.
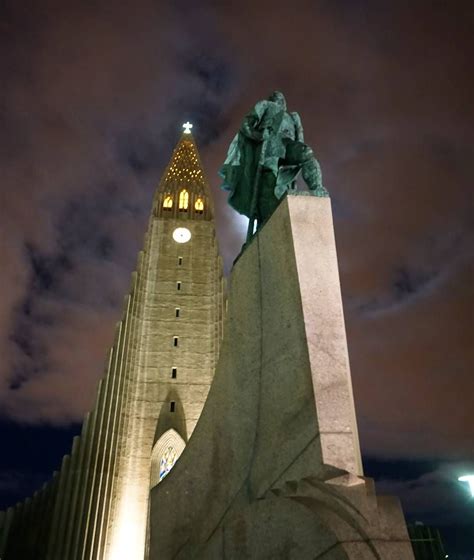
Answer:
[{"left": 1, "top": 0, "right": 473, "bottom": 556}]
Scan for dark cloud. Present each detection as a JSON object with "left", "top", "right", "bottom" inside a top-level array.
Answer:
[
  {"left": 370, "top": 459, "right": 474, "bottom": 555},
  {"left": 116, "top": 129, "right": 160, "bottom": 175},
  {"left": 184, "top": 53, "right": 232, "bottom": 96},
  {"left": 0, "top": 0, "right": 471, "bottom": 423},
  {"left": 0, "top": 0, "right": 472, "bottom": 551}
]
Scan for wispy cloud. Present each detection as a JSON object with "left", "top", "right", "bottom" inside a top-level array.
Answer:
[{"left": 0, "top": 0, "right": 472, "bottom": 468}]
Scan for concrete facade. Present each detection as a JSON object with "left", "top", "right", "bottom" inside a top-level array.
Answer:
[
  {"left": 149, "top": 195, "right": 415, "bottom": 559},
  {"left": 0, "top": 133, "right": 225, "bottom": 560}
]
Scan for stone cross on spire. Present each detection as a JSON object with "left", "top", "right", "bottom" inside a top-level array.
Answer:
[{"left": 183, "top": 121, "right": 193, "bottom": 134}]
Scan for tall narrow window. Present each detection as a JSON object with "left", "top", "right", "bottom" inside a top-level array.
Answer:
[
  {"left": 163, "top": 195, "right": 173, "bottom": 210},
  {"left": 170, "top": 401, "right": 176, "bottom": 413},
  {"left": 178, "top": 189, "right": 189, "bottom": 211},
  {"left": 171, "top": 367, "right": 177, "bottom": 379},
  {"left": 151, "top": 430, "right": 185, "bottom": 487},
  {"left": 178, "top": 256, "right": 183, "bottom": 266},
  {"left": 195, "top": 197, "right": 204, "bottom": 213},
  {"left": 173, "top": 336, "right": 178, "bottom": 347},
  {"left": 159, "top": 445, "right": 177, "bottom": 480},
  {"left": 175, "top": 308, "right": 180, "bottom": 318},
  {"left": 176, "top": 281, "right": 181, "bottom": 291}
]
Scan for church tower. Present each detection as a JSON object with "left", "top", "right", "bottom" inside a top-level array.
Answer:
[
  {"left": 106, "top": 123, "right": 225, "bottom": 559},
  {"left": 0, "top": 124, "right": 225, "bottom": 560}
]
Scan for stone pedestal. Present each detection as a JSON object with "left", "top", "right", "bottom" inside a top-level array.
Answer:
[{"left": 149, "top": 195, "right": 414, "bottom": 559}]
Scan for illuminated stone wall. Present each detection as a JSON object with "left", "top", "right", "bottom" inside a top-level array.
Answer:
[{"left": 106, "top": 212, "right": 224, "bottom": 560}]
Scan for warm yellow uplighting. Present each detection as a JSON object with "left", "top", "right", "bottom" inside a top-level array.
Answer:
[
  {"left": 178, "top": 189, "right": 189, "bottom": 210},
  {"left": 107, "top": 488, "right": 146, "bottom": 559},
  {"left": 195, "top": 197, "right": 204, "bottom": 213},
  {"left": 163, "top": 195, "right": 173, "bottom": 209}
]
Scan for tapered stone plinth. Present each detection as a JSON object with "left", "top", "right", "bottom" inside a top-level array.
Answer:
[{"left": 149, "top": 195, "right": 414, "bottom": 559}]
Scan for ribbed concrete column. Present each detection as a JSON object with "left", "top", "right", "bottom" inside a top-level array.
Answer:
[
  {"left": 56, "top": 436, "right": 81, "bottom": 559},
  {"left": 0, "top": 510, "right": 5, "bottom": 554},
  {"left": 97, "top": 296, "right": 132, "bottom": 559},
  {"left": 68, "top": 405, "right": 100, "bottom": 560},
  {"left": 103, "top": 278, "right": 140, "bottom": 558},
  {"left": 72, "top": 378, "right": 107, "bottom": 560},
  {"left": 82, "top": 346, "right": 116, "bottom": 560},
  {"left": 62, "top": 413, "right": 90, "bottom": 558},
  {"left": 4, "top": 502, "right": 24, "bottom": 558},
  {"left": 27, "top": 491, "right": 41, "bottom": 551},
  {"left": 47, "top": 454, "right": 71, "bottom": 559},
  {"left": 0, "top": 508, "right": 13, "bottom": 557},
  {"left": 37, "top": 475, "right": 58, "bottom": 558},
  {"left": 87, "top": 325, "right": 123, "bottom": 560}
]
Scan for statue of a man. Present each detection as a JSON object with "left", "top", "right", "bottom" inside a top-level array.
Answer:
[{"left": 219, "top": 91, "right": 327, "bottom": 239}]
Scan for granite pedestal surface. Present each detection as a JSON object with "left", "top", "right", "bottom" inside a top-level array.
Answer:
[{"left": 149, "top": 195, "right": 414, "bottom": 559}]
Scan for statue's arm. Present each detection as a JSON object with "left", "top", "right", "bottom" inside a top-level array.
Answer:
[
  {"left": 241, "top": 114, "right": 261, "bottom": 140},
  {"left": 240, "top": 100, "right": 270, "bottom": 141},
  {"left": 291, "top": 112, "right": 304, "bottom": 142}
]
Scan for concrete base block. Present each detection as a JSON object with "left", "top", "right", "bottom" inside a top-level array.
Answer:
[{"left": 149, "top": 195, "right": 414, "bottom": 559}]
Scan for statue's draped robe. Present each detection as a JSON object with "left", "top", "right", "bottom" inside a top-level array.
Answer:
[{"left": 219, "top": 100, "right": 324, "bottom": 221}]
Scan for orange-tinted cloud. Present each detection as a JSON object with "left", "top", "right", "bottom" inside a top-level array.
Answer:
[{"left": 0, "top": 1, "right": 472, "bottom": 472}]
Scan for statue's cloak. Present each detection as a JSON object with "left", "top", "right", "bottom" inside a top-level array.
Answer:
[
  {"left": 218, "top": 129, "right": 261, "bottom": 219},
  {"left": 219, "top": 100, "right": 302, "bottom": 218}
]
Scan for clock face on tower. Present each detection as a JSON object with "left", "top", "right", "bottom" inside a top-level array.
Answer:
[{"left": 172, "top": 227, "right": 191, "bottom": 244}]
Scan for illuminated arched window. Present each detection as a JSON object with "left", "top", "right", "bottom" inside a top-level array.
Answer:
[
  {"left": 195, "top": 197, "right": 204, "bottom": 214},
  {"left": 150, "top": 429, "right": 186, "bottom": 488},
  {"left": 178, "top": 189, "right": 189, "bottom": 211},
  {"left": 163, "top": 195, "right": 173, "bottom": 210},
  {"left": 159, "top": 447, "right": 177, "bottom": 480}
]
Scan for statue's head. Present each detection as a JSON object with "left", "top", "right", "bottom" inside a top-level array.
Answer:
[{"left": 268, "top": 91, "right": 287, "bottom": 111}]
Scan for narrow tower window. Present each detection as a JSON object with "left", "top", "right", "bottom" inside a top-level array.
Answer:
[
  {"left": 178, "top": 189, "right": 189, "bottom": 211},
  {"left": 171, "top": 367, "right": 177, "bottom": 379},
  {"left": 163, "top": 195, "right": 173, "bottom": 210},
  {"left": 195, "top": 197, "right": 204, "bottom": 213},
  {"left": 170, "top": 401, "right": 176, "bottom": 413},
  {"left": 176, "top": 281, "right": 181, "bottom": 291},
  {"left": 159, "top": 445, "right": 177, "bottom": 481},
  {"left": 175, "top": 308, "right": 180, "bottom": 318},
  {"left": 173, "top": 336, "right": 178, "bottom": 347},
  {"left": 178, "top": 256, "right": 183, "bottom": 266}
]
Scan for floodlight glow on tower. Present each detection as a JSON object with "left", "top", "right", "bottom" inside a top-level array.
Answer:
[
  {"left": 458, "top": 474, "right": 474, "bottom": 496},
  {"left": 183, "top": 121, "right": 193, "bottom": 134}
]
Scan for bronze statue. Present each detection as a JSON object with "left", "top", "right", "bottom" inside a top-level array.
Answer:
[{"left": 219, "top": 91, "right": 327, "bottom": 242}]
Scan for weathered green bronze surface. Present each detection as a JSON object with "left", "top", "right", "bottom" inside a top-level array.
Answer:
[{"left": 219, "top": 91, "right": 328, "bottom": 241}]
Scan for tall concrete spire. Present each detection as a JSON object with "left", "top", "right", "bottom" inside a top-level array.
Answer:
[{"left": 0, "top": 127, "right": 225, "bottom": 560}]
